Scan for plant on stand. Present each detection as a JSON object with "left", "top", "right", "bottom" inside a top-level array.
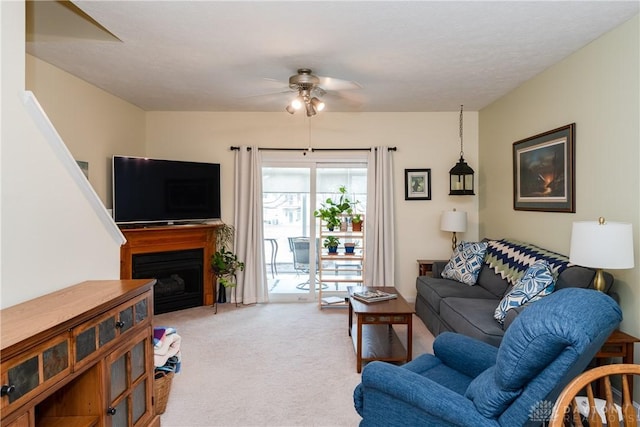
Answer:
[
  {"left": 344, "top": 240, "right": 358, "bottom": 254},
  {"left": 314, "top": 185, "right": 358, "bottom": 231},
  {"left": 211, "top": 223, "right": 245, "bottom": 305},
  {"left": 351, "top": 213, "right": 363, "bottom": 232},
  {"left": 323, "top": 235, "right": 341, "bottom": 254}
]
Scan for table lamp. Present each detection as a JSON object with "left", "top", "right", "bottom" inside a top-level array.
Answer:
[
  {"left": 569, "top": 217, "right": 634, "bottom": 292},
  {"left": 441, "top": 209, "right": 467, "bottom": 251}
]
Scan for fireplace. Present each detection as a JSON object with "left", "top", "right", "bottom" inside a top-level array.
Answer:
[
  {"left": 133, "top": 249, "right": 203, "bottom": 314},
  {"left": 119, "top": 224, "right": 219, "bottom": 310}
]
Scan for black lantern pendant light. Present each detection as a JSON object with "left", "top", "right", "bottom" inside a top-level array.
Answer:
[{"left": 449, "top": 105, "right": 475, "bottom": 195}]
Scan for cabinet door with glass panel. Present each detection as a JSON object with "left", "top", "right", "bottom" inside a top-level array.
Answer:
[{"left": 105, "top": 328, "right": 154, "bottom": 427}]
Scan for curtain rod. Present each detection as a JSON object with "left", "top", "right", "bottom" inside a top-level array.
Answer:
[{"left": 230, "top": 146, "right": 397, "bottom": 152}]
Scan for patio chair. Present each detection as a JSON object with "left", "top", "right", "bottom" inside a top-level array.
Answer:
[{"left": 288, "top": 237, "right": 326, "bottom": 290}]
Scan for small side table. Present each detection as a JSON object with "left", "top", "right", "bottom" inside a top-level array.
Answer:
[
  {"left": 594, "top": 329, "right": 639, "bottom": 401},
  {"left": 417, "top": 259, "right": 435, "bottom": 276}
]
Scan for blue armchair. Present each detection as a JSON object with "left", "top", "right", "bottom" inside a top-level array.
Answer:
[{"left": 353, "top": 288, "right": 622, "bottom": 427}]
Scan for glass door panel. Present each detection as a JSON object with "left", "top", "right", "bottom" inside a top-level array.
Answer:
[
  {"left": 316, "top": 166, "right": 367, "bottom": 296},
  {"left": 110, "top": 354, "right": 127, "bottom": 400},
  {"left": 263, "top": 167, "right": 314, "bottom": 300}
]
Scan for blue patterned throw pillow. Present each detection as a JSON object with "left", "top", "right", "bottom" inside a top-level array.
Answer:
[
  {"left": 494, "top": 260, "right": 556, "bottom": 324},
  {"left": 441, "top": 241, "right": 488, "bottom": 286}
]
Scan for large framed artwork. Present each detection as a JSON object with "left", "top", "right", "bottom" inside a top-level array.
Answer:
[
  {"left": 513, "top": 123, "right": 575, "bottom": 212},
  {"left": 404, "top": 168, "right": 431, "bottom": 200}
]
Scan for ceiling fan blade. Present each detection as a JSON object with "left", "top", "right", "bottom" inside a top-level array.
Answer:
[
  {"left": 263, "top": 77, "right": 288, "bottom": 86},
  {"left": 239, "top": 89, "right": 293, "bottom": 99},
  {"left": 317, "top": 76, "right": 362, "bottom": 91},
  {"left": 321, "top": 90, "right": 364, "bottom": 109}
]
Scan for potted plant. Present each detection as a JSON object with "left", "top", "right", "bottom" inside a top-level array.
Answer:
[
  {"left": 211, "top": 223, "right": 245, "bottom": 302},
  {"left": 314, "top": 185, "right": 358, "bottom": 231},
  {"left": 313, "top": 204, "right": 342, "bottom": 231},
  {"left": 344, "top": 240, "right": 357, "bottom": 254},
  {"left": 351, "top": 213, "right": 363, "bottom": 232},
  {"left": 323, "top": 235, "right": 340, "bottom": 254}
]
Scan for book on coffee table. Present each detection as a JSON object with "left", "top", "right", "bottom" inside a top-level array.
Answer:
[
  {"left": 352, "top": 289, "right": 397, "bottom": 303},
  {"left": 322, "top": 296, "right": 346, "bottom": 305}
]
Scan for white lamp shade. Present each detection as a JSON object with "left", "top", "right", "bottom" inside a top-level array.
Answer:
[
  {"left": 440, "top": 210, "right": 467, "bottom": 233},
  {"left": 569, "top": 221, "right": 634, "bottom": 269}
]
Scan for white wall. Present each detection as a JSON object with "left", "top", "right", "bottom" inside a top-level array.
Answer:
[
  {"left": 146, "top": 111, "right": 480, "bottom": 298},
  {"left": 1, "top": 2, "right": 122, "bottom": 308},
  {"left": 480, "top": 16, "right": 639, "bottom": 347}
]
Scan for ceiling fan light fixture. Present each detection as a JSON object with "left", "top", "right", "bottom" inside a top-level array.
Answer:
[
  {"left": 291, "top": 96, "right": 303, "bottom": 110},
  {"left": 283, "top": 69, "right": 349, "bottom": 117},
  {"left": 305, "top": 102, "right": 317, "bottom": 117},
  {"left": 311, "top": 97, "right": 325, "bottom": 112}
]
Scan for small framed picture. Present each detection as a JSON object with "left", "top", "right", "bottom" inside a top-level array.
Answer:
[
  {"left": 76, "top": 160, "right": 89, "bottom": 179},
  {"left": 513, "top": 123, "right": 575, "bottom": 212},
  {"left": 405, "top": 169, "right": 431, "bottom": 200}
]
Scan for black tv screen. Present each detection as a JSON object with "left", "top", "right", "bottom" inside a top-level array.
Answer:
[{"left": 112, "top": 156, "right": 221, "bottom": 225}]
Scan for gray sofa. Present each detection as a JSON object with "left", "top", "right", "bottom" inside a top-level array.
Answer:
[{"left": 415, "top": 240, "right": 613, "bottom": 347}]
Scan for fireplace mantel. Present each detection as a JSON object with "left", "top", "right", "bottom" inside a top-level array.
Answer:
[{"left": 120, "top": 223, "right": 221, "bottom": 306}]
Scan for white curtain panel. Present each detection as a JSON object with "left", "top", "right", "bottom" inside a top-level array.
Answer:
[
  {"left": 365, "top": 147, "right": 395, "bottom": 286},
  {"left": 233, "top": 146, "right": 269, "bottom": 304}
]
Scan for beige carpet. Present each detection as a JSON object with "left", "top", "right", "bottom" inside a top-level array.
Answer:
[{"left": 155, "top": 301, "right": 435, "bottom": 427}]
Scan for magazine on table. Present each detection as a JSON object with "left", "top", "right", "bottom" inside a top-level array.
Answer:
[
  {"left": 352, "top": 289, "right": 397, "bottom": 303},
  {"left": 322, "top": 296, "right": 346, "bottom": 305}
]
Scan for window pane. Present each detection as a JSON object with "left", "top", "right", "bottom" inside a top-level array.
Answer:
[{"left": 317, "top": 166, "right": 367, "bottom": 214}]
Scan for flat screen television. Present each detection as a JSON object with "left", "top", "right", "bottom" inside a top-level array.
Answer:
[{"left": 112, "top": 155, "right": 221, "bottom": 225}]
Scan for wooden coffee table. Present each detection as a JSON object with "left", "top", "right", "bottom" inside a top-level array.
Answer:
[{"left": 347, "top": 286, "right": 414, "bottom": 373}]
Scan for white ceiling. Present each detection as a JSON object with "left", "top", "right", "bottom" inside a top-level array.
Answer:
[{"left": 26, "top": 1, "right": 639, "bottom": 113}]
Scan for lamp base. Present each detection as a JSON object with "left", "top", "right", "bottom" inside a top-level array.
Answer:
[
  {"left": 593, "top": 268, "right": 607, "bottom": 293},
  {"left": 451, "top": 232, "right": 458, "bottom": 251}
]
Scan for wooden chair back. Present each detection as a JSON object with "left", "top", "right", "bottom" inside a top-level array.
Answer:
[{"left": 550, "top": 363, "right": 640, "bottom": 427}]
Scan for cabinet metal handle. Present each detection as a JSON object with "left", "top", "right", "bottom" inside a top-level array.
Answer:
[
  {"left": 106, "top": 407, "right": 117, "bottom": 416},
  {"left": 1, "top": 384, "right": 15, "bottom": 396},
  {"left": 115, "top": 321, "right": 125, "bottom": 329}
]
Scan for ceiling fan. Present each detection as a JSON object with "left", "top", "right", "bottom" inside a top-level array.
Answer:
[{"left": 283, "top": 68, "right": 362, "bottom": 116}]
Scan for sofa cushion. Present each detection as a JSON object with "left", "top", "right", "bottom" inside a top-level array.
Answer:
[
  {"left": 475, "top": 265, "right": 511, "bottom": 297},
  {"left": 555, "top": 265, "right": 612, "bottom": 291},
  {"left": 439, "top": 297, "right": 505, "bottom": 347},
  {"left": 494, "top": 260, "right": 556, "bottom": 324},
  {"left": 416, "top": 276, "right": 497, "bottom": 315},
  {"left": 484, "top": 239, "right": 571, "bottom": 285},
  {"left": 441, "top": 241, "right": 488, "bottom": 285}
]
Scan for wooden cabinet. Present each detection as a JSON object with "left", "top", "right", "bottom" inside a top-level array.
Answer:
[
  {"left": 0, "top": 280, "right": 160, "bottom": 427},
  {"left": 318, "top": 215, "right": 365, "bottom": 308},
  {"left": 417, "top": 259, "right": 435, "bottom": 277}
]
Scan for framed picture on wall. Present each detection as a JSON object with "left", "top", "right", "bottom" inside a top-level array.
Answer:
[
  {"left": 76, "top": 160, "right": 89, "bottom": 179},
  {"left": 513, "top": 123, "right": 575, "bottom": 212},
  {"left": 405, "top": 168, "right": 431, "bottom": 200}
]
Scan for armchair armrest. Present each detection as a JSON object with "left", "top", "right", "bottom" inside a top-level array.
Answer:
[
  {"left": 434, "top": 332, "right": 498, "bottom": 378},
  {"left": 431, "top": 261, "right": 449, "bottom": 278},
  {"left": 356, "top": 361, "right": 498, "bottom": 427}
]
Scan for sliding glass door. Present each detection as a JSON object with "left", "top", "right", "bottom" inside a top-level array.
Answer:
[
  {"left": 262, "top": 166, "right": 314, "bottom": 301},
  {"left": 261, "top": 155, "right": 367, "bottom": 302}
]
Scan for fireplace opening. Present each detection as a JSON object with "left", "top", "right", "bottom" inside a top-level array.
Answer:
[{"left": 132, "top": 249, "right": 204, "bottom": 314}]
